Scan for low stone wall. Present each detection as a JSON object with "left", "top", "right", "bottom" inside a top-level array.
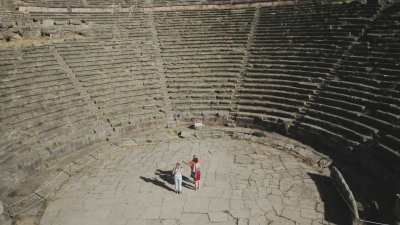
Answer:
[
  {"left": 190, "top": 125, "right": 333, "bottom": 172},
  {"left": 143, "top": 1, "right": 295, "bottom": 12},
  {"left": 330, "top": 166, "right": 360, "bottom": 225},
  {"left": 18, "top": 0, "right": 296, "bottom": 13},
  {"left": 0, "top": 17, "right": 94, "bottom": 47}
]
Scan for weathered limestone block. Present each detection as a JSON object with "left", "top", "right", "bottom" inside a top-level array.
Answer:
[
  {"left": 54, "top": 20, "right": 68, "bottom": 25},
  {"left": 69, "top": 19, "right": 83, "bottom": 25},
  {"left": 19, "top": 27, "right": 41, "bottom": 38},
  {"left": 208, "top": 212, "right": 228, "bottom": 222},
  {"left": 0, "top": 215, "right": 11, "bottom": 225},
  {"left": 74, "top": 24, "right": 92, "bottom": 36},
  {"left": 238, "top": 218, "right": 249, "bottom": 225},
  {"left": 40, "top": 26, "right": 59, "bottom": 37},
  {"left": 225, "top": 121, "right": 236, "bottom": 127},
  {"left": 234, "top": 155, "right": 254, "bottom": 164},
  {"left": 0, "top": 201, "right": 11, "bottom": 225},
  {"left": 232, "top": 133, "right": 252, "bottom": 140},
  {"left": 42, "top": 19, "right": 55, "bottom": 27},
  {"left": 252, "top": 131, "right": 265, "bottom": 137},
  {"left": 0, "top": 22, "right": 14, "bottom": 29},
  {"left": 178, "top": 130, "right": 191, "bottom": 138},
  {"left": 1, "top": 31, "right": 22, "bottom": 41}
]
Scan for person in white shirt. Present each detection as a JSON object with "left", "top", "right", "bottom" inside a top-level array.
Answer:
[{"left": 172, "top": 162, "right": 183, "bottom": 194}]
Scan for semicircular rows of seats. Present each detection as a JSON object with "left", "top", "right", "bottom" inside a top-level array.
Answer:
[
  {"left": 154, "top": 8, "right": 256, "bottom": 119},
  {"left": 17, "top": 0, "right": 282, "bottom": 8},
  {"left": 18, "top": 0, "right": 142, "bottom": 8},
  {"left": 236, "top": 1, "right": 378, "bottom": 141},
  {"left": 1, "top": 0, "right": 400, "bottom": 212},
  {"left": 0, "top": 9, "right": 169, "bottom": 202},
  {"left": 235, "top": 1, "right": 399, "bottom": 176},
  {"left": 27, "top": 10, "right": 169, "bottom": 130},
  {"left": 324, "top": 2, "right": 400, "bottom": 174}
]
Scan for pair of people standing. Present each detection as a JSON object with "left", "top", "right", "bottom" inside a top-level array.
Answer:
[{"left": 172, "top": 155, "right": 201, "bottom": 194}]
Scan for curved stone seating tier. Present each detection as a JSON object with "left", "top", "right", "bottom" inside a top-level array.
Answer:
[
  {"left": 150, "top": 0, "right": 229, "bottom": 7},
  {"left": 22, "top": 11, "right": 168, "bottom": 133},
  {"left": 290, "top": 121, "right": 360, "bottom": 149},
  {"left": 53, "top": 38, "right": 167, "bottom": 132},
  {"left": 20, "top": 0, "right": 81, "bottom": 7},
  {"left": 84, "top": 0, "right": 144, "bottom": 8},
  {"left": 371, "top": 106, "right": 400, "bottom": 124},
  {"left": 308, "top": 104, "right": 377, "bottom": 134},
  {"left": 19, "top": 0, "right": 143, "bottom": 8},
  {"left": 237, "top": 2, "right": 375, "bottom": 128},
  {"left": 29, "top": 12, "right": 147, "bottom": 24},
  {"left": 299, "top": 110, "right": 372, "bottom": 142},
  {"left": 155, "top": 9, "right": 255, "bottom": 116},
  {"left": 1, "top": 2, "right": 400, "bottom": 222},
  {"left": 303, "top": 81, "right": 399, "bottom": 148},
  {"left": 379, "top": 134, "right": 400, "bottom": 155},
  {"left": 0, "top": 10, "right": 31, "bottom": 23},
  {"left": 373, "top": 132, "right": 400, "bottom": 177},
  {"left": 148, "top": 0, "right": 305, "bottom": 7},
  {"left": 28, "top": 12, "right": 150, "bottom": 39},
  {"left": 0, "top": 46, "right": 105, "bottom": 200},
  {"left": 249, "top": 52, "right": 339, "bottom": 65},
  {"left": 305, "top": 3, "right": 400, "bottom": 155},
  {"left": 236, "top": 89, "right": 308, "bottom": 123},
  {"left": 284, "top": 6, "right": 400, "bottom": 193},
  {"left": 172, "top": 101, "right": 232, "bottom": 112}
]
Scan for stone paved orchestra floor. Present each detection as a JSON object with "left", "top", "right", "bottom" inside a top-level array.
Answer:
[{"left": 40, "top": 128, "right": 349, "bottom": 225}]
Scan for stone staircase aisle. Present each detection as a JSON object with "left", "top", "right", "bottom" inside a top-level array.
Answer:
[{"left": 50, "top": 46, "right": 113, "bottom": 139}]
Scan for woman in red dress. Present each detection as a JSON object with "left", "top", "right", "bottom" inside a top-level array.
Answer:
[{"left": 193, "top": 157, "right": 201, "bottom": 190}]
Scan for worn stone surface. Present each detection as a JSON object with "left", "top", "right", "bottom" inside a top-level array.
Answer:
[
  {"left": 0, "top": 16, "right": 96, "bottom": 46},
  {"left": 178, "top": 130, "right": 191, "bottom": 138},
  {"left": 42, "top": 19, "right": 55, "bottom": 27},
  {"left": 69, "top": 19, "right": 83, "bottom": 25},
  {"left": 208, "top": 211, "right": 229, "bottom": 222},
  {"left": 39, "top": 130, "right": 346, "bottom": 225},
  {"left": 0, "top": 215, "right": 12, "bottom": 225}
]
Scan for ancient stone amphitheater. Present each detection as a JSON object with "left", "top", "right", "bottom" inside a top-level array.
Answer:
[{"left": 0, "top": 0, "right": 399, "bottom": 224}]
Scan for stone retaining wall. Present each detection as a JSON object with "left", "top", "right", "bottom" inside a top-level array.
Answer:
[
  {"left": 18, "top": 0, "right": 295, "bottom": 13},
  {"left": 330, "top": 166, "right": 360, "bottom": 225}
]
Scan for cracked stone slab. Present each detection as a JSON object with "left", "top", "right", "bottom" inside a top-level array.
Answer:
[
  {"left": 238, "top": 218, "right": 249, "bottom": 225},
  {"left": 161, "top": 219, "right": 178, "bottom": 225},
  {"left": 300, "top": 208, "right": 323, "bottom": 220},
  {"left": 209, "top": 198, "right": 230, "bottom": 211},
  {"left": 183, "top": 198, "right": 210, "bottom": 213},
  {"left": 208, "top": 211, "right": 229, "bottom": 222},
  {"left": 180, "top": 213, "right": 210, "bottom": 225},
  {"left": 234, "top": 155, "right": 254, "bottom": 164},
  {"left": 160, "top": 199, "right": 184, "bottom": 219},
  {"left": 143, "top": 206, "right": 162, "bottom": 219}
]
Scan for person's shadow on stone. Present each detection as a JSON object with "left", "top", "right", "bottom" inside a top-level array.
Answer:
[
  {"left": 139, "top": 176, "right": 175, "bottom": 192},
  {"left": 182, "top": 175, "right": 193, "bottom": 184},
  {"left": 155, "top": 169, "right": 174, "bottom": 185}
]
